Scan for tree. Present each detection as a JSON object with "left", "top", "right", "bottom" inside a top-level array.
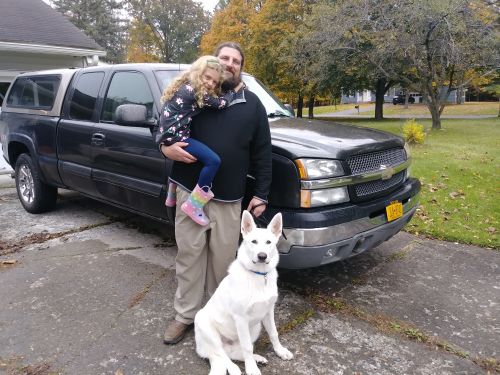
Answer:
[
  {"left": 394, "top": 0, "right": 499, "bottom": 129},
  {"left": 246, "top": 0, "right": 315, "bottom": 114},
  {"left": 297, "top": 1, "right": 405, "bottom": 120},
  {"left": 200, "top": 0, "right": 259, "bottom": 55},
  {"left": 127, "top": 0, "right": 210, "bottom": 63},
  {"left": 52, "top": 0, "right": 127, "bottom": 63},
  {"left": 301, "top": 0, "right": 499, "bottom": 128},
  {"left": 202, "top": 0, "right": 315, "bottom": 116},
  {"left": 126, "top": 18, "right": 162, "bottom": 62}
]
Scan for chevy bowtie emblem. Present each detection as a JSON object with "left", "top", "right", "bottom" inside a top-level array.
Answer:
[{"left": 380, "top": 164, "right": 395, "bottom": 180}]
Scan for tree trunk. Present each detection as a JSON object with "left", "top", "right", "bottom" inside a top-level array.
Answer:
[
  {"left": 297, "top": 94, "right": 304, "bottom": 118},
  {"left": 456, "top": 87, "right": 464, "bottom": 104},
  {"left": 428, "top": 101, "right": 442, "bottom": 130},
  {"left": 308, "top": 95, "right": 315, "bottom": 119},
  {"left": 404, "top": 91, "right": 410, "bottom": 109},
  {"left": 374, "top": 78, "right": 386, "bottom": 120}
]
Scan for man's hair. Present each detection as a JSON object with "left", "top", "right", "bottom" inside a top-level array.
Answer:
[{"left": 214, "top": 42, "right": 245, "bottom": 68}]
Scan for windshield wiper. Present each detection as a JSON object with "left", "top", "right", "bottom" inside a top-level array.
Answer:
[{"left": 268, "top": 110, "right": 290, "bottom": 118}]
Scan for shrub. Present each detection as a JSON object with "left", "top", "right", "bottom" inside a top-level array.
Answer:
[{"left": 402, "top": 119, "right": 425, "bottom": 144}]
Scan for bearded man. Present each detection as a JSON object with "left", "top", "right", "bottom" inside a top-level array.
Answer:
[{"left": 160, "top": 42, "right": 272, "bottom": 344}]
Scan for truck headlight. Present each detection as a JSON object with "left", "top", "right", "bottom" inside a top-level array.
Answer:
[
  {"left": 295, "top": 158, "right": 344, "bottom": 179},
  {"left": 300, "top": 187, "right": 349, "bottom": 207}
]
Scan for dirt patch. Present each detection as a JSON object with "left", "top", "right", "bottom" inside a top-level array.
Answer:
[
  {"left": 0, "top": 356, "right": 57, "bottom": 375},
  {"left": 128, "top": 269, "right": 169, "bottom": 309},
  {"left": 0, "top": 259, "right": 19, "bottom": 270},
  {"left": 0, "top": 222, "right": 115, "bottom": 256}
]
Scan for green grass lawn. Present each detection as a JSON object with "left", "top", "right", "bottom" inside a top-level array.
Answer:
[
  {"left": 366, "top": 102, "right": 499, "bottom": 117},
  {"left": 303, "top": 103, "right": 373, "bottom": 115},
  {"left": 307, "top": 101, "right": 499, "bottom": 117},
  {"left": 317, "top": 117, "right": 500, "bottom": 249}
]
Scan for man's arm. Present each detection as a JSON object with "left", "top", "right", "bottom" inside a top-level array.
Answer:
[{"left": 247, "top": 96, "right": 272, "bottom": 217}]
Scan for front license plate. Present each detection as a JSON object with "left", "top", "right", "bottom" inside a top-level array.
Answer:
[{"left": 386, "top": 201, "right": 403, "bottom": 222}]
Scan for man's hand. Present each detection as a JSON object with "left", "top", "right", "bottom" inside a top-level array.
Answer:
[
  {"left": 247, "top": 198, "right": 267, "bottom": 217},
  {"left": 160, "top": 142, "right": 197, "bottom": 163}
]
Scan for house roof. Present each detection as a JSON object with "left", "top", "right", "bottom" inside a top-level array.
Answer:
[{"left": 0, "top": 0, "right": 103, "bottom": 51}]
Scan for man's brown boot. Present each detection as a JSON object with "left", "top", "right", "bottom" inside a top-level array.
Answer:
[{"left": 163, "top": 320, "right": 192, "bottom": 345}]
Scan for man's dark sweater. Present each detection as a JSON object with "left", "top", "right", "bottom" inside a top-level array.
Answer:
[{"left": 169, "top": 89, "right": 272, "bottom": 202}]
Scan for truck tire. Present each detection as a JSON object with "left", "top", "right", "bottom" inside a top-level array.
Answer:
[{"left": 14, "top": 153, "right": 58, "bottom": 213}]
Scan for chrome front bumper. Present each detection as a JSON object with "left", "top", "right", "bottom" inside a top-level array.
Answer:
[{"left": 277, "top": 193, "right": 419, "bottom": 269}]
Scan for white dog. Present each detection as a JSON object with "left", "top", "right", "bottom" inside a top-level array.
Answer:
[{"left": 194, "top": 210, "right": 293, "bottom": 375}]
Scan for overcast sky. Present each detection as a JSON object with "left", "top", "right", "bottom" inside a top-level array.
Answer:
[{"left": 198, "top": 0, "right": 218, "bottom": 12}]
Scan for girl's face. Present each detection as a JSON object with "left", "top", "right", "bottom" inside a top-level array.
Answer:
[{"left": 201, "top": 67, "right": 221, "bottom": 91}]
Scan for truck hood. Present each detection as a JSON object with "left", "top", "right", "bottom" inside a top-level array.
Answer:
[{"left": 270, "top": 117, "right": 404, "bottom": 160}]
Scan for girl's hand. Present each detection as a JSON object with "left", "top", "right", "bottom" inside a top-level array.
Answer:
[{"left": 161, "top": 142, "right": 197, "bottom": 163}]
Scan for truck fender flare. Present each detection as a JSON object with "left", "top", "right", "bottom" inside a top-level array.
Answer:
[{"left": 7, "top": 133, "right": 40, "bottom": 171}]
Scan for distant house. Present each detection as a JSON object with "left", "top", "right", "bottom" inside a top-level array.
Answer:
[
  {"left": 341, "top": 87, "right": 465, "bottom": 104},
  {"left": 0, "top": 0, "right": 105, "bottom": 102}
]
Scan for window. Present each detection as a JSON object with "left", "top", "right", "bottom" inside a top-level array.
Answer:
[
  {"left": 154, "top": 70, "right": 183, "bottom": 92},
  {"left": 1, "top": 82, "right": 11, "bottom": 106},
  {"left": 6, "top": 76, "right": 61, "bottom": 109},
  {"left": 69, "top": 72, "right": 104, "bottom": 121},
  {"left": 102, "top": 71, "right": 154, "bottom": 123}
]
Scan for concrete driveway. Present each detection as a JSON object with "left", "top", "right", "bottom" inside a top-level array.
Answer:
[{"left": 0, "top": 174, "right": 498, "bottom": 375}]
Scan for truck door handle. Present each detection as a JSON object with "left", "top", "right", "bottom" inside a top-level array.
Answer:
[{"left": 91, "top": 133, "right": 105, "bottom": 146}]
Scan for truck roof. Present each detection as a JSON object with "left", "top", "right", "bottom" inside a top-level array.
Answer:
[{"left": 16, "top": 63, "right": 192, "bottom": 77}]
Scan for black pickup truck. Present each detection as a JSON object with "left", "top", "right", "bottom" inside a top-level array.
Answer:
[{"left": 0, "top": 63, "right": 420, "bottom": 268}]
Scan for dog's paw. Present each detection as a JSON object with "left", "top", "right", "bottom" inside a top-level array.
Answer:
[
  {"left": 253, "top": 354, "right": 268, "bottom": 364},
  {"left": 244, "top": 360, "right": 261, "bottom": 375},
  {"left": 275, "top": 346, "right": 293, "bottom": 360},
  {"left": 227, "top": 361, "right": 242, "bottom": 375}
]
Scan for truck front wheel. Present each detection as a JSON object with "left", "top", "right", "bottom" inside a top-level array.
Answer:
[{"left": 15, "top": 153, "right": 57, "bottom": 213}]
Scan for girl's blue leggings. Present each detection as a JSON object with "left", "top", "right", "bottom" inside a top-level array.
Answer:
[{"left": 184, "top": 137, "right": 221, "bottom": 189}]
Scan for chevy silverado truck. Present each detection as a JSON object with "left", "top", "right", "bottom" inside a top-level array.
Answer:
[{"left": 0, "top": 64, "right": 420, "bottom": 268}]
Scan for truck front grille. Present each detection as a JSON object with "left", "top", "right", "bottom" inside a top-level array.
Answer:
[
  {"left": 347, "top": 148, "right": 407, "bottom": 201},
  {"left": 354, "top": 171, "right": 405, "bottom": 198},
  {"left": 347, "top": 148, "right": 406, "bottom": 174}
]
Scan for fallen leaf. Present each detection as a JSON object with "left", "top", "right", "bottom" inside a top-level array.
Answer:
[
  {"left": 115, "top": 370, "right": 125, "bottom": 375},
  {"left": 487, "top": 227, "right": 496, "bottom": 234},
  {"left": 1, "top": 260, "right": 17, "bottom": 265}
]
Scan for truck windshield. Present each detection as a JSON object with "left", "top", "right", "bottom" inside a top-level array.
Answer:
[{"left": 154, "top": 70, "right": 293, "bottom": 119}]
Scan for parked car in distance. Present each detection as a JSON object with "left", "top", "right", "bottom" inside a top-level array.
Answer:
[{"left": 393, "top": 93, "right": 416, "bottom": 105}]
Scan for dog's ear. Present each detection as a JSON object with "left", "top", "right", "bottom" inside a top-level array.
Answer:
[
  {"left": 241, "top": 210, "right": 256, "bottom": 236},
  {"left": 267, "top": 212, "right": 282, "bottom": 238}
]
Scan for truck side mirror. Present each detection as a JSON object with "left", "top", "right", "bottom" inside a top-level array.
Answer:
[
  {"left": 284, "top": 103, "right": 295, "bottom": 117},
  {"left": 115, "top": 104, "right": 156, "bottom": 127}
]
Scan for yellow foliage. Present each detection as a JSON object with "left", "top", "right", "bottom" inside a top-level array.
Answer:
[
  {"left": 126, "top": 19, "right": 161, "bottom": 63},
  {"left": 200, "top": 0, "right": 258, "bottom": 55},
  {"left": 402, "top": 119, "right": 426, "bottom": 145}
]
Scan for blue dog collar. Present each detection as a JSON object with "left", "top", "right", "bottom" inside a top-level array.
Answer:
[{"left": 251, "top": 270, "right": 268, "bottom": 276}]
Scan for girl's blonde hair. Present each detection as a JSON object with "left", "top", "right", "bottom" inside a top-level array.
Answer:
[{"left": 161, "top": 55, "right": 225, "bottom": 107}]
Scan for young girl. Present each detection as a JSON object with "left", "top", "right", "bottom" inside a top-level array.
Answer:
[{"left": 156, "top": 56, "right": 235, "bottom": 226}]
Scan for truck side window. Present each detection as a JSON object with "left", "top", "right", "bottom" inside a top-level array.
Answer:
[
  {"left": 69, "top": 72, "right": 104, "bottom": 121},
  {"left": 101, "top": 71, "right": 154, "bottom": 123},
  {"left": 6, "top": 76, "right": 61, "bottom": 109}
]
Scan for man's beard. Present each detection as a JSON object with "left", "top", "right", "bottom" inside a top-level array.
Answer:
[{"left": 221, "top": 74, "right": 242, "bottom": 92}]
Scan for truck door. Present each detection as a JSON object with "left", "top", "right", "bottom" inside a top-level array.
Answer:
[
  {"left": 91, "top": 70, "right": 168, "bottom": 220},
  {"left": 57, "top": 71, "right": 105, "bottom": 195}
]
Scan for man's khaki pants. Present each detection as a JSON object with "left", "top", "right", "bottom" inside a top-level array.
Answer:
[{"left": 173, "top": 188, "right": 242, "bottom": 325}]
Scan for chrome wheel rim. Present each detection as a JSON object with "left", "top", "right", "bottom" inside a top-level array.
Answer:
[{"left": 18, "top": 164, "right": 35, "bottom": 204}]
